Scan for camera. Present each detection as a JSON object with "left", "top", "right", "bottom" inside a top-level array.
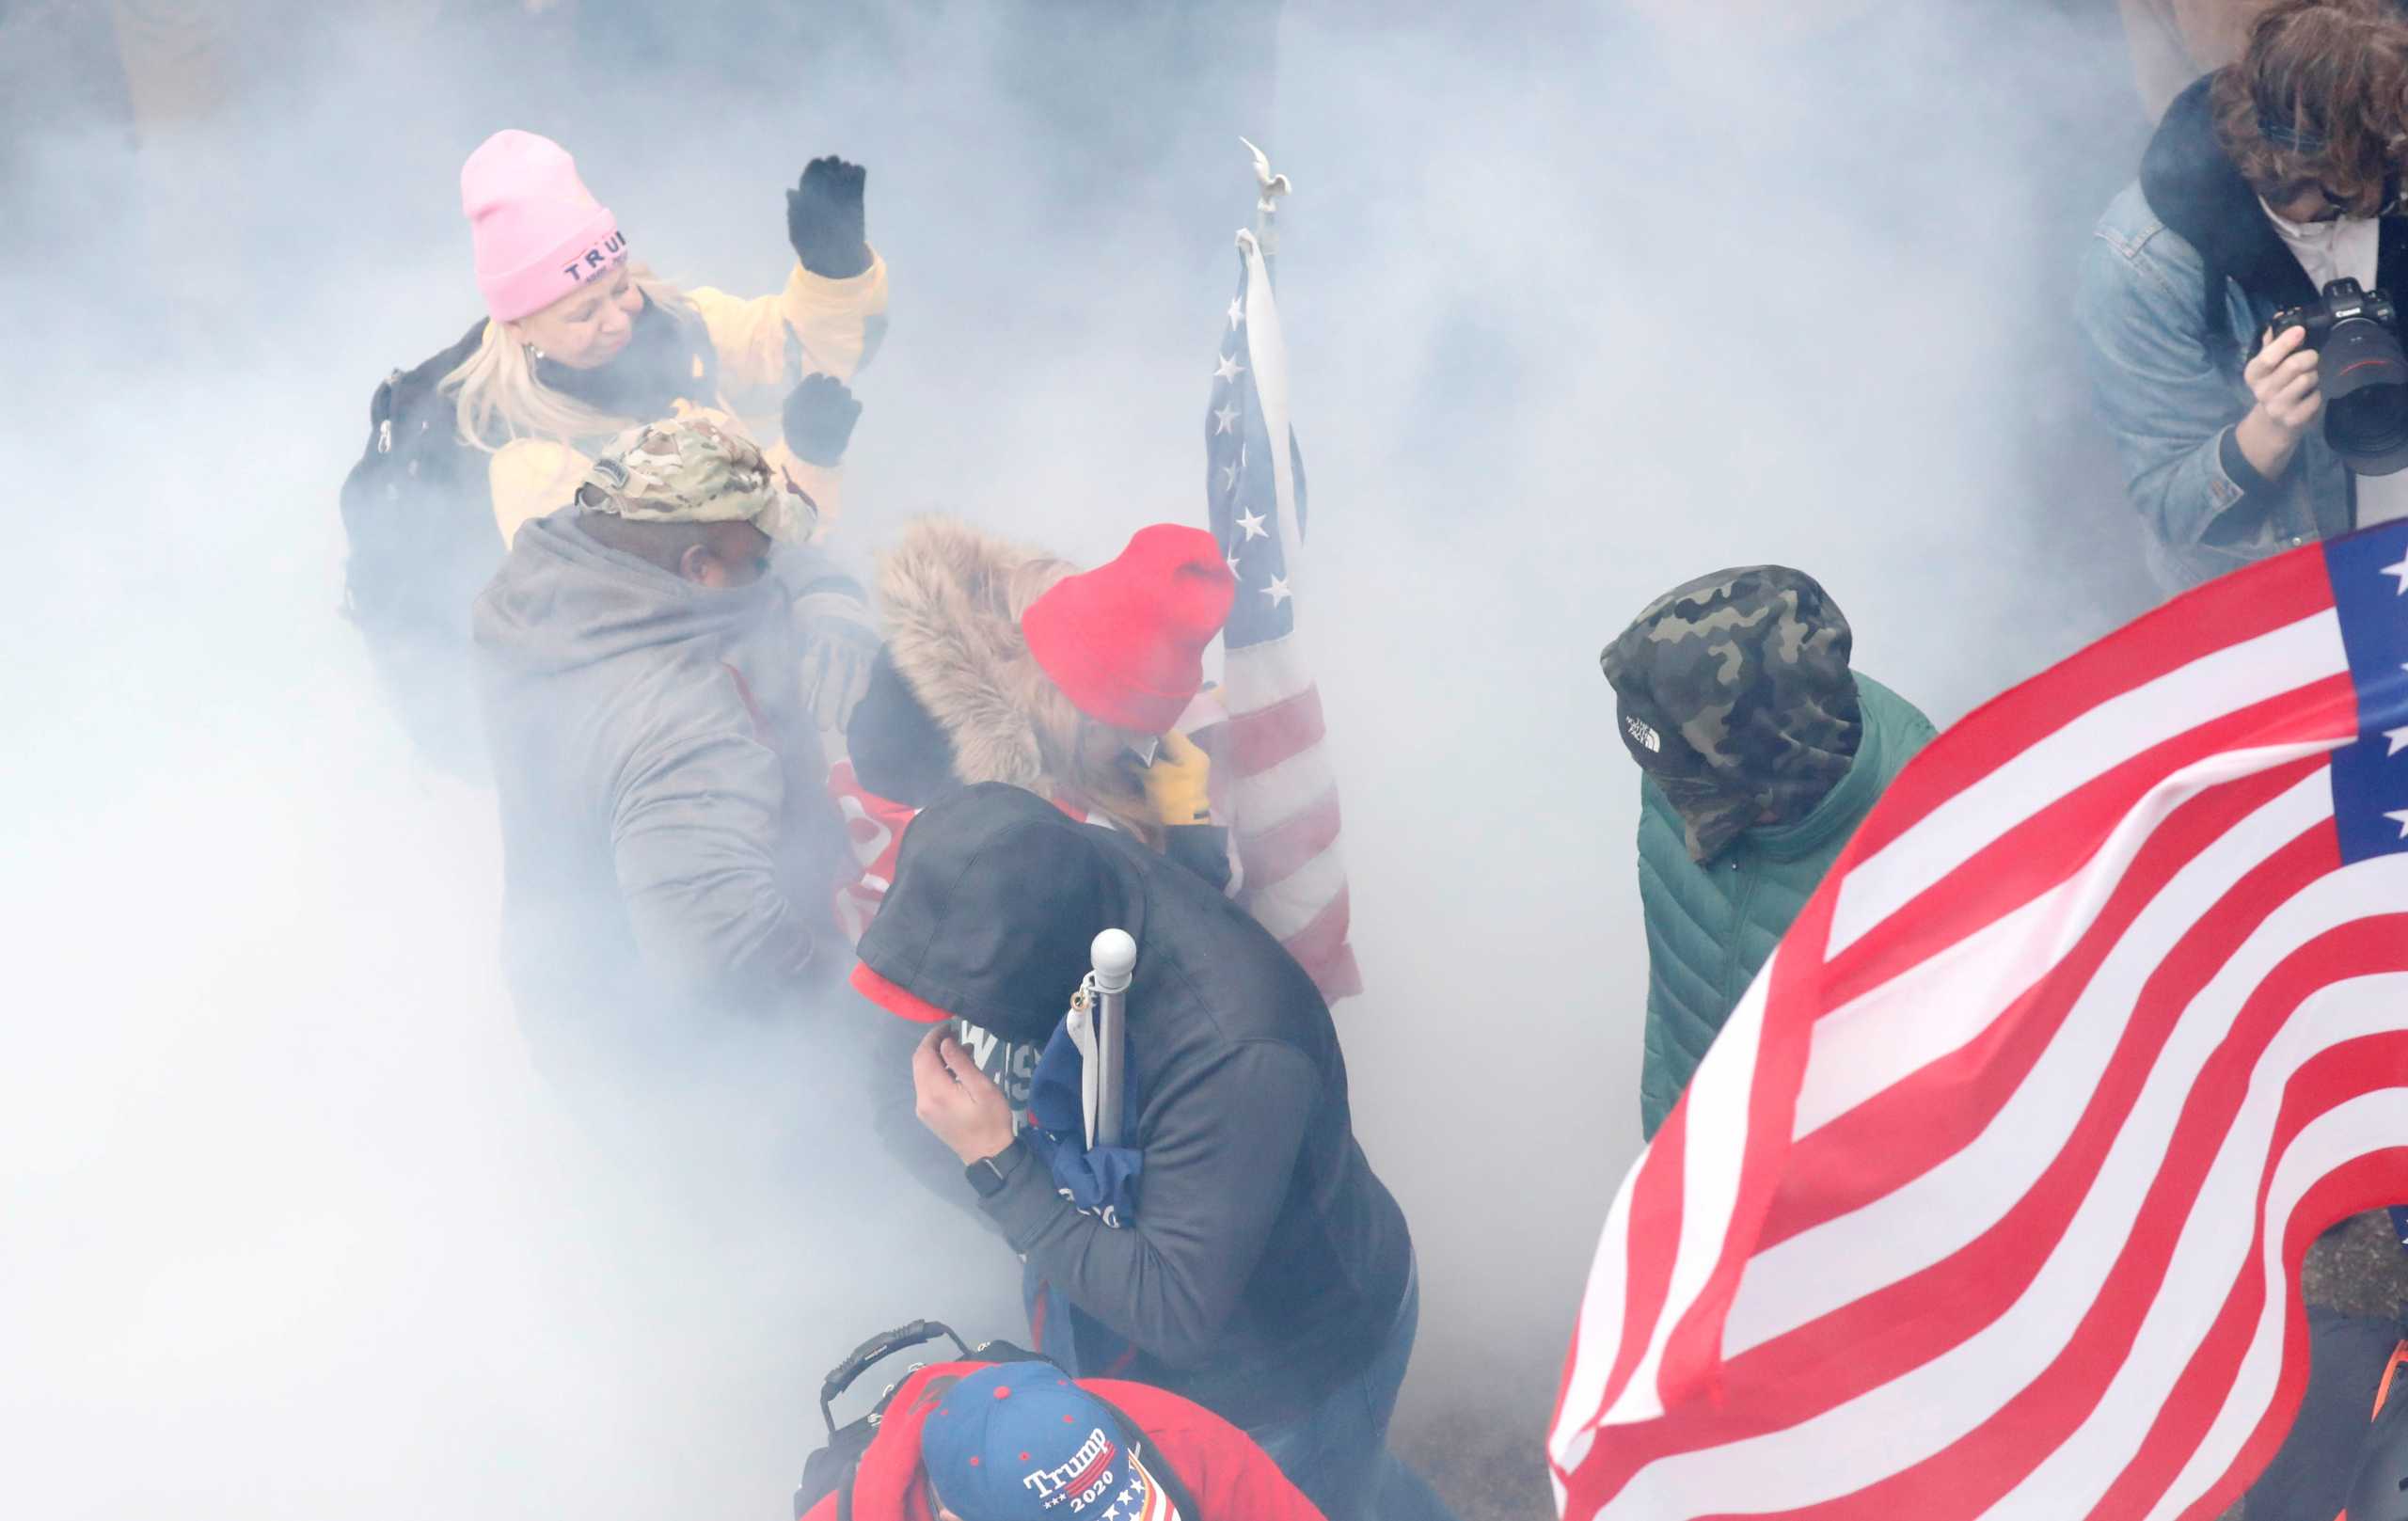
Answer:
[{"left": 2265, "top": 277, "right": 2408, "bottom": 475}]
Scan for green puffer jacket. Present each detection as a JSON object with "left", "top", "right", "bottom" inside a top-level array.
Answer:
[{"left": 1635, "top": 673, "right": 1936, "bottom": 1137}]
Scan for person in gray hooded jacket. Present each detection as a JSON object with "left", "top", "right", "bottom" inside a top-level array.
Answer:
[{"left": 473, "top": 410, "right": 851, "bottom": 1077}]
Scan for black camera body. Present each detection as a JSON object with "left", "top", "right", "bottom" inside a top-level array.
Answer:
[
  {"left": 2263, "top": 278, "right": 2408, "bottom": 476},
  {"left": 2268, "top": 277, "right": 2400, "bottom": 352}
]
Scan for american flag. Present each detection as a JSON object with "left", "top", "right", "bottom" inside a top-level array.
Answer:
[
  {"left": 1115, "top": 1453, "right": 1180, "bottom": 1521},
  {"left": 1549, "top": 525, "right": 2408, "bottom": 1520},
  {"left": 1199, "top": 223, "right": 1361, "bottom": 1002}
]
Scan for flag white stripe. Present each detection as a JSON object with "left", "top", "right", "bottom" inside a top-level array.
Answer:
[
  {"left": 1794, "top": 884, "right": 2070, "bottom": 1137},
  {"left": 1244, "top": 845, "right": 1347, "bottom": 940},
  {"left": 1222, "top": 631, "right": 1316, "bottom": 712},
  {"left": 1603, "top": 966, "right": 1773, "bottom": 1424},
  {"left": 1725, "top": 768, "right": 2332, "bottom": 1356},
  {"left": 1548, "top": 1163, "right": 1644, "bottom": 1469},
  {"left": 1995, "top": 966, "right": 2408, "bottom": 1520},
  {"left": 1792, "top": 743, "right": 2338, "bottom": 1140},
  {"left": 1231, "top": 748, "right": 1337, "bottom": 835},
  {"left": 1595, "top": 807, "right": 2388, "bottom": 1521},
  {"left": 2146, "top": 1080, "right": 2408, "bottom": 1521},
  {"left": 1827, "top": 611, "right": 2345, "bottom": 958}
]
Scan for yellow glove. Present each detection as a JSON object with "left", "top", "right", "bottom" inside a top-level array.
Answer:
[{"left": 1139, "top": 728, "right": 1213, "bottom": 827}]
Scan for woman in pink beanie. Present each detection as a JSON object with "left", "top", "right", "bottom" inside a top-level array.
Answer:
[
  {"left": 339, "top": 130, "right": 889, "bottom": 771},
  {"left": 443, "top": 130, "right": 888, "bottom": 546}
]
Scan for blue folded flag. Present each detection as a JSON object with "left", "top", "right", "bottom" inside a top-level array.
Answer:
[{"left": 1022, "top": 1012, "right": 1144, "bottom": 1375}]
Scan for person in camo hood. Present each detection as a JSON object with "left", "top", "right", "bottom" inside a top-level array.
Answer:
[
  {"left": 474, "top": 410, "right": 851, "bottom": 1081},
  {"left": 1599, "top": 565, "right": 1938, "bottom": 1137}
]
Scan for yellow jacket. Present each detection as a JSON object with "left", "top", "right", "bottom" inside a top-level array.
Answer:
[{"left": 487, "top": 254, "right": 889, "bottom": 547}]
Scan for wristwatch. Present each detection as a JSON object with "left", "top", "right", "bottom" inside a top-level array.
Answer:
[{"left": 966, "top": 1137, "right": 1027, "bottom": 1198}]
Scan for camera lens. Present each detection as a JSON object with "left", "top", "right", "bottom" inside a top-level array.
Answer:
[{"left": 2321, "top": 315, "right": 2408, "bottom": 475}]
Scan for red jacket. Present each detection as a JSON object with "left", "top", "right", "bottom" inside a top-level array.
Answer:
[{"left": 799, "top": 1361, "right": 1326, "bottom": 1521}]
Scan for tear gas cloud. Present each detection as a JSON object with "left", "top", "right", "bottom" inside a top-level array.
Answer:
[{"left": 0, "top": 2, "right": 2153, "bottom": 1514}]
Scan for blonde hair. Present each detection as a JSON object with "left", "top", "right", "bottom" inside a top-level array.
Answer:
[
  {"left": 439, "top": 263, "right": 693, "bottom": 452},
  {"left": 1028, "top": 682, "right": 1164, "bottom": 849}
]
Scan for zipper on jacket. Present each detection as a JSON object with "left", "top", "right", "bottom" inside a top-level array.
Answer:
[{"left": 1722, "top": 852, "right": 1758, "bottom": 1010}]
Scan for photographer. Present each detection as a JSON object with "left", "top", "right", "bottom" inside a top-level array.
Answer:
[{"left": 2077, "top": 0, "right": 2408, "bottom": 592}]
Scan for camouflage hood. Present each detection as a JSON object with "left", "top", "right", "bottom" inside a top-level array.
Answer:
[{"left": 1599, "top": 565, "right": 1862, "bottom": 863}]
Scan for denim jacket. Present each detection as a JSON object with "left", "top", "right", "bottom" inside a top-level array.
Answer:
[{"left": 2077, "top": 181, "right": 2353, "bottom": 593}]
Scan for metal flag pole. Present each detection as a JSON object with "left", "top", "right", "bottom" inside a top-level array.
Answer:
[{"left": 1087, "top": 928, "right": 1136, "bottom": 1149}]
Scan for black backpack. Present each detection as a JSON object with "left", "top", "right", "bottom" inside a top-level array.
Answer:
[
  {"left": 337, "top": 322, "right": 506, "bottom": 772},
  {"left": 338, "top": 320, "right": 498, "bottom": 643},
  {"left": 793, "top": 1320, "right": 1203, "bottom": 1521}
]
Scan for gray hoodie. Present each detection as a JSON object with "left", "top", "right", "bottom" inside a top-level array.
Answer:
[{"left": 473, "top": 512, "right": 846, "bottom": 1067}]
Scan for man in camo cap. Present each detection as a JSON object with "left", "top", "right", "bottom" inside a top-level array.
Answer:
[
  {"left": 572, "top": 408, "right": 819, "bottom": 579},
  {"left": 1599, "top": 565, "right": 1937, "bottom": 1136},
  {"left": 472, "top": 409, "right": 853, "bottom": 1081}
]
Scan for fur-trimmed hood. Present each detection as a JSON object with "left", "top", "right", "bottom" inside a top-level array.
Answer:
[{"left": 874, "top": 515, "right": 1069, "bottom": 790}]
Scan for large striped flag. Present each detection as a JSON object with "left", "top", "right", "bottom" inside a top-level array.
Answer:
[
  {"left": 1548, "top": 524, "right": 2408, "bottom": 1519},
  {"left": 1198, "top": 160, "right": 1361, "bottom": 1002}
]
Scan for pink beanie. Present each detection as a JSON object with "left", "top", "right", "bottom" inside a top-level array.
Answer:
[{"left": 460, "top": 130, "right": 626, "bottom": 323}]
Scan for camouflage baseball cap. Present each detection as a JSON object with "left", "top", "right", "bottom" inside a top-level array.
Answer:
[
  {"left": 1598, "top": 565, "right": 1861, "bottom": 863},
  {"left": 577, "top": 409, "right": 816, "bottom": 543}
]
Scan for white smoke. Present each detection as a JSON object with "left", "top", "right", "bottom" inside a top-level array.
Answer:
[{"left": 0, "top": 3, "right": 2157, "bottom": 1516}]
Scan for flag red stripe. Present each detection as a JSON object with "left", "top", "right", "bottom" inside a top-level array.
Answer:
[
  {"left": 1656, "top": 908, "right": 1836, "bottom": 1407},
  {"left": 1276, "top": 879, "right": 1353, "bottom": 972},
  {"left": 1818, "top": 681, "right": 2353, "bottom": 1011},
  {"left": 1303, "top": 943, "right": 1363, "bottom": 1003},
  {"left": 1587, "top": 1098, "right": 1692, "bottom": 1438},
  {"left": 1560, "top": 910, "right": 2408, "bottom": 1511},
  {"left": 1786, "top": 922, "right": 2408, "bottom": 1521},
  {"left": 1840, "top": 548, "right": 2337, "bottom": 865},
  {"left": 1760, "top": 763, "right": 2329, "bottom": 1249},
  {"left": 2093, "top": 1083, "right": 2408, "bottom": 1520},
  {"left": 1562, "top": 828, "right": 2337, "bottom": 1506},
  {"left": 1238, "top": 788, "right": 1342, "bottom": 886},
  {"left": 1228, "top": 685, "right": 1327, "bottom": 776},
  {"left": 1763, "top": 1058, "right": 2408, "bottom": 1521}
]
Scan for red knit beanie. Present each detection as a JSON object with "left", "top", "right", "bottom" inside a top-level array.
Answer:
[{"left": 1021, "top": 525, "right": 1237, "bottom": 735}]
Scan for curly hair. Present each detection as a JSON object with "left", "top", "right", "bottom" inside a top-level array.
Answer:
[{"left": 2212, "top": 0, "right": 2408, "bottom": 216}]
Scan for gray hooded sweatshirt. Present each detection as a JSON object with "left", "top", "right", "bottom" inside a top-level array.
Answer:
[{"left": 473, "top": 513, "right": 845, "bottom": 1068}]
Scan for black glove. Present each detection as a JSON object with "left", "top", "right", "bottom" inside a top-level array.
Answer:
[
  {"left": 786, "top": 156, "right": 871, "bottom": 278},
  {"left": 783, "top": 372, "right": 863, "bottom": 466}
]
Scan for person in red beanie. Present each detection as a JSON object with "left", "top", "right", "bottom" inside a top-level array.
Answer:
[
  {"left": 826, "top": 515, "right": 1239, "bottom": 1129},
  {"left": 831, "top": 515, "right": 1239, "bottom": 934}
]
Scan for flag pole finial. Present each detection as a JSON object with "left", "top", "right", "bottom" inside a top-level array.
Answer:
[{"left": 1238, "top": 136, "right": 1291, "bottom": 253}]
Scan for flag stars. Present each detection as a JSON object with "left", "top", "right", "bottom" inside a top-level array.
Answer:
[
  {"left": 1212, "top": 403, "right": 1238, "bottom": 435},
  {"left": 1219, "top": 462, "right": 1239, "bottom": 491},
  {"left": 2389, "top": 726, "right": 2408, "bottom": 757},
  {"left": 2387, "top": 808, "right": 2408, "bottom": 840},
  {"left": 2384, "top": 548, "right": 2408, "bottom": 594},
  {"left": 1236, "top": 508, "right": 1269, "bottom": 540},
  {"left": 1226, "top": 553, "right": 1243, "bottom": 579},
  {"left": 1263, "top": 574, "right": 1292, "bottom": 607},
  {"left": 1226, "top": 296, "right": 1244, "bottom": 330},
  {"left": 1213, "top": 352, "right": 1244, "bottom": 383}
]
